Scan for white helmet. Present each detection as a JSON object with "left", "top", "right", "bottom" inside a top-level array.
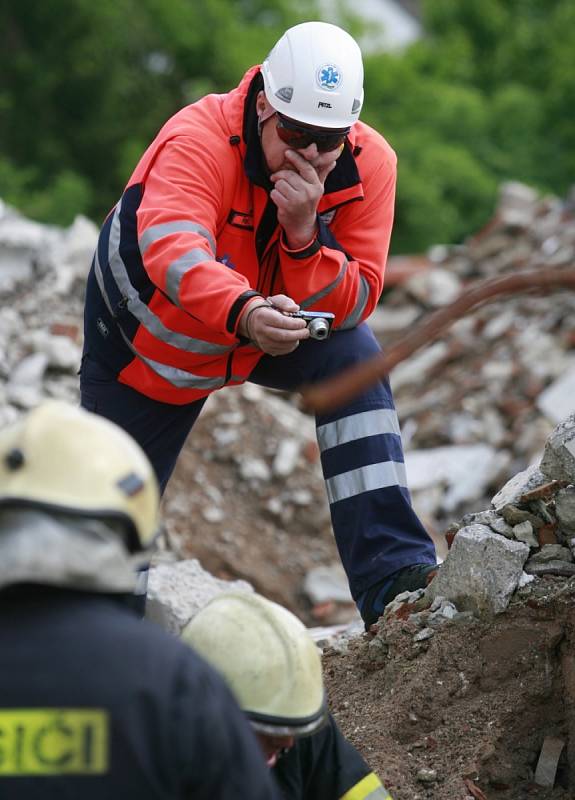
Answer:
[
  {"left": 183, "top": 592, "right": 328, "bottom": 737},
  {"left": 0, "top": 401, "right": 159, "bottom": 552},
  {"left": 261, "top": 21, "right": 364, "bottom": 129}
]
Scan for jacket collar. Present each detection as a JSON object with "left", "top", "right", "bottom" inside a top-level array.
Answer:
[{"left": 242, "top": 70, "right": 272, "bottom": 190}]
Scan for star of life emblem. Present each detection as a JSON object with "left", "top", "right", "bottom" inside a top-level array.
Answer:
[{"left": 317, "top": 64, "right": 342, "bottom": 91}]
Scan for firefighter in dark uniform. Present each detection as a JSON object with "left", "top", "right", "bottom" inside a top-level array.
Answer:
[
  {"left": 183, "top": 592, "right": 393, "bottom": 800},
  {"left": 0, "top": 401, "right": 279, "bottom": 800}
]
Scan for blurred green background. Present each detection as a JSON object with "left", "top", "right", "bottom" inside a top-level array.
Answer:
[{"left": 1, "top": 0, "right": 574, "bottom": 253}]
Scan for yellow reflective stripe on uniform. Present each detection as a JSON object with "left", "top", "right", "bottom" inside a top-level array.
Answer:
[
  {"left": 340, "top": 772, "right": 393, "bottom": 800},
  {"left": 0, "top": 709, "right": 109, "bottom": 775}
]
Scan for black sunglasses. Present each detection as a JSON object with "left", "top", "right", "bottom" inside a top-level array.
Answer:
[{"left": 275, "top": 113, "right": 349, "bottom": 153}]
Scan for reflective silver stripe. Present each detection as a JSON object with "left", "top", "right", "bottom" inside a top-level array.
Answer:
[
  {"left": 339, "top": 275, "right": 370, "bottom": 330},
  {"left": 94, "top": 249, "right": 115, "bottom": 315},
  {"left": 94, "top": 249, "right": 226, "bottom": 390},
  {"left": 300, "top": 259, "right": 348, "bottom": 309},
  {"left": 165, "top": 247, "right": 212, "bottom": 306},
  {"left": 107, "top": 205, "right": 231, "bottom": 356},
  {"left": 317, "top": 409, "right": 401, "bottom": 452},
  {"left": 140, "top": 357, "right": 225, "bottom": 389},
  {"left": 139, "top": 220, "right": 216, "bottom": 257},
  {"left": 325, "top": 461, "right": 407, "bottom": 504}
]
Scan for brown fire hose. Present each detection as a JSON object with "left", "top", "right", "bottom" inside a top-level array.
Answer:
[{"left": 300, "top": 268, "right": 575, "bottom": 415}]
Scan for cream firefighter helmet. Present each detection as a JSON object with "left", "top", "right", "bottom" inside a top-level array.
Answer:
[
  {"left": 261, "top": 21, "right": 364, "bottom": 129},
  {"left": 183, "top": 592, "right": 328, "bottom": 737},
  {"left": 0, "top": 400, "right": 159, "bottom": 551}
]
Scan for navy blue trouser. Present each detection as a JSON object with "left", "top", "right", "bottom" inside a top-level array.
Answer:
[{"left": 80, "top": 323, "right": 436, "bottom": 602}]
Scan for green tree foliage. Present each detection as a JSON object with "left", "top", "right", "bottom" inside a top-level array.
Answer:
[
  {"left": 0, "top": 0, "right": 311, "bottom": 224},
  {"left": 361, "top": 0, "right": 575, "bottom": 251},
  {"left": 1, "top": 0, "right": 573, "bottom": 251}
]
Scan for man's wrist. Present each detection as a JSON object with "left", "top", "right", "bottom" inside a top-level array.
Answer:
[
  {"left": 238, "top": 299, "right": 271, "bottom": 339},
  {"left": 282, "top": 222, "right": 318, "bottom": 252},
  {"left": 280, "top": 228, "right": 321, "bottom": 259}
]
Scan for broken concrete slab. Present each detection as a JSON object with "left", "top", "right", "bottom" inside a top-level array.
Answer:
[
  {"left": 272, "top": 438, "right": 301, "bottom": 477},
  {"left": 512, "top": 520, "right": 539, "bottom": 548},
  {"left": 403, "top": 266, "right": 463, "bottom": 307},
  {"left": 524, "top": 560, "right": 575, "bottom": 577},
  {"left": 303, "top": 563, "right": 353, "bottom": 605},
  {"left": 461, "top": 509, "right": 514, "bottom": 538},
  {"left": 534, "top": 736, "right": 565, "bottom": 789},
  {"left": 389, "top": 341, "right": 450, "bottom": 391},
  {"left": 0, "top": 209, "right": 60, "bottom": 292},
  {"left": 527, "top": 544, "right": 573, "bottom": 564},
  {"left": 6, "top": 353, "right": 49, "bottom": 408},
  {"left": 425, "top": 524, "right": 530, "bottom": 616},
  {"left": 146, "top": 558, "right": 253, "bottom": 635},
  {"left": 491, "top": 463, "right": 548, "bottom": 511},
  {"left": 24, "top": 330, "right": 82, "bottom": 371},
  {"left": 555, "top": 487, "right": 575, "bottom": 533},
  {"left": 540, "top": 413, "right": 575, "bottom": 483},
  {"left": 406, "top": 444, "right": 509, "bottom": 512},
  {"left": 497, "top": 181, "right": 539, "bottom": 228},
  {"left": 536, "top": 363, "right": 575, "bottom": 425},
  {"left": 500, "top": 504, "right": 543, "bottom": 528}
]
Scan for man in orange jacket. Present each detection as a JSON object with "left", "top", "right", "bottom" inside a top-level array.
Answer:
[{"left": 81, "top": 21, "right": 437, "bottom": 626}]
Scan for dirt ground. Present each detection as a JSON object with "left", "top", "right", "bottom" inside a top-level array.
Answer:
[
  {"left": 161, "top": 385, "right": 574, "bottom": 799},
  {"left": 323, "top": 578, "right": 575, "bottom": 800},
  {"left": 163, "top": 385, "right": 345, "bottom": 622},
  {"left": 162, "top": 384, "right": 447, "bottom": 625}
]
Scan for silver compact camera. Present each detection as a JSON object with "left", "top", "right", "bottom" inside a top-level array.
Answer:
[{"left": 288, "top": 310, "right": 335, "bottom": 341}]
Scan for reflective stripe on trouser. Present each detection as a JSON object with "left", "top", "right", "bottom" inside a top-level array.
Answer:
[{"left": 249, "top": 323, "right": 436, "bottom": 600}]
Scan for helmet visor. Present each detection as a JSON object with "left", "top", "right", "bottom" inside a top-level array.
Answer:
[{"left": 276, "top": 113, "right": 349, "bottom": 153}]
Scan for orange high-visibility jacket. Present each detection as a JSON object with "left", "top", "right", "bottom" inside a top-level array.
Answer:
[{"left": 85, "top": 66, "right": 397, "bottom": 404}]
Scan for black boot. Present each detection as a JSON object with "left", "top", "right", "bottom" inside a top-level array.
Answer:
[{"left": 360, "top": 563, "right": 438, "bottom": 628}]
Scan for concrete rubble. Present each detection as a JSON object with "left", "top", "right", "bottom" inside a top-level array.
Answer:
[
  {"left": 372, "top": 179, "right": 575, "bottom": 530},
  {"left": 320, "top": 422, "right": 575, "bottom": 799},
  {"left": 146, "top": 557, "right": 253, "bottom": 635},
  {"left": 1, "top": 180, "right": 574, "bottom": 628},
  {"left": 330, "top": 411, "right": 575, "bottom": 656},
  {"left": 424, "top": 524, "right": 530, "bottom": 616}
]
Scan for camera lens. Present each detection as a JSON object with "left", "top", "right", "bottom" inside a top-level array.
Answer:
[{"left": 308, "top": 318, "right": 329, "bottom": 340}]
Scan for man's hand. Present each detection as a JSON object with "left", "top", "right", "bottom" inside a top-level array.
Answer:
[
  {"left": 238, "top": 294, "right": 309, "bottom": 355},
  {"left": 270, "top": 148, "right": 337, "bottom": 250}
]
